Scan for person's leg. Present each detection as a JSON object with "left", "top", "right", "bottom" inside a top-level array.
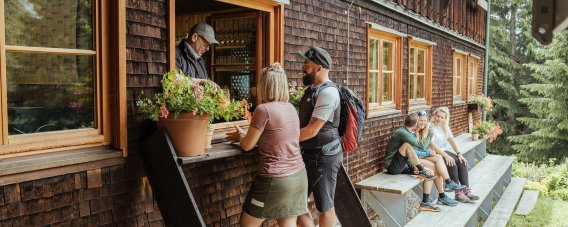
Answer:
[
  {"left": 416, "top": 161, "right": 441, "bottom": 212},
  {"left": 419, "top": 159, "right": 438, "bottom": 194},
  {"left": 240, "top": 212, "right": 265, "bottom": 227},
  {"left": 425, "top": 155, "right": 450, "bottom": 180},
  {"left": 296, "top": 213, "right": 314, "bottom": 227},
  {"left": 455, "top": 157, "right": 469, "bottom": 187},
  {"left": 277, "top": 216, "right": 298, "bottom": 227},
  {"left": 399, "top": 143, "right": 421, "bottom": 166},
  {"left": 444, "top": 151, "right": 460, "bottom": 183},
  {"left": 319, "top": 208, "right": 336, "bottom": 227}
]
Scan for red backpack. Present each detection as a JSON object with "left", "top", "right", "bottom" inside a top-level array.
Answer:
[{"left": 313, "top": 83, "right": 365, "bottom": 152}]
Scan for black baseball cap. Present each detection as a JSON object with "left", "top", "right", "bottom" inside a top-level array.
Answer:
[{"left": 298, "top": 46, "right": 332, "bottom": 69}]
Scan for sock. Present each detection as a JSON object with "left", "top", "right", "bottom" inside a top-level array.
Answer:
[
  {"left": 444, "top": 179, "right": 452, "bottom": 184},
  {"left": 416, "top": 164, "right": 425, "bottom": 171},
  {"left": 439, "top": 193, "right": 446, "bottom": 198},
  {"left": 422, "top": 194, "right": 429, "bottom": 203}
]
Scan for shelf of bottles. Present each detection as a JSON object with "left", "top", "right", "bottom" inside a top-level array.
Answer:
[{"left": 211, "top": 16, "right": 257, "bottom": 104}]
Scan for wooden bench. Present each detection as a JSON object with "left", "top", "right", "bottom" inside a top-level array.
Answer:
[
  {"left": 482, "top": 177, "right": 527, "bottom": 227},
  {"left": 354, "top": 133, "right": 486, "bottom": 227},
  {"left": 405, "top": 155, "right": 515, "bottom": 227}
]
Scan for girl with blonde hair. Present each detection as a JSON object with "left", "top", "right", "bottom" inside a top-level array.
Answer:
[
  {"left": 413, "top": 111, "right": 465, "bottom": 208},
  {"left": 227, "top": 62, "right": 311, "bottom": 227},
  {"left": 430, "top": 107, "right": 479, "bottom": 203}
]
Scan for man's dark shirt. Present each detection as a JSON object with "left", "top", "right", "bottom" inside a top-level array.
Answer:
[{"left": 175, "top": 41, "right": 208, "bottom": 79}]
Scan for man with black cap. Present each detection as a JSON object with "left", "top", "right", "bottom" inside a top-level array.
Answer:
[
  {"left": 297, "top": 46, "right": 342, "bottom": 227},
  {"left": 175, "top": 23, "right": 219, "bottom": 84}
]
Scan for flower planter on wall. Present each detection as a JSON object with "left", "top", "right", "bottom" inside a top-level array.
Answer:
[
  {"left": 467, "top": 103, "right": 479, "bottom": 112},
  {"left": 158, "top": 113, "right": 210, "bottom": 157}
]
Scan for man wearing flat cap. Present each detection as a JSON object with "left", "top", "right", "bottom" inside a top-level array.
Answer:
[
  {"left": 297, "top": 46, "right": 342, "bottom": 227},
  {"left": 175, "top": 23, "right": 219, "bottom": 83}
]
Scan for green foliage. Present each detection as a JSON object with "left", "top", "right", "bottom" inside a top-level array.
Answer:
[
  {"left": 487, "top": 0, "right": 536, "bottom": 157},
  {"left": 288, "top": 82, "right": 304, "bottom": 111},
  {"left": 514, "top": 159, "right": 568, "bottom": 200},
  {"left": 509, "top": 33, "right": 568, "bottom": 163},
  {"left": 509, "top": 196, "right": 568, "bottom": 226},
  {"left": 136, "top": 70, "right": 246, "bottom": 122}
]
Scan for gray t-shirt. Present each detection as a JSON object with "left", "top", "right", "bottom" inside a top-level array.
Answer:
[
  {"left": 311, "top": 81, "right": 340, "bottom": 122},
  {"left": 432, "top": 125, "right": 454, "bottom": 152}
]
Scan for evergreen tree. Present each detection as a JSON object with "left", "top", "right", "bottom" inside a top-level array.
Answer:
[
  {"left": 487, "top": 0, "right": 535, "bottom": 155},
  {"left": 509, "top": 34, "right": 568, "bottom": 163}
]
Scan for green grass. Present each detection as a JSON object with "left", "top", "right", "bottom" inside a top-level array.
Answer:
[{"left": 508, "top": 196, "right": 568, "bottom": 226}]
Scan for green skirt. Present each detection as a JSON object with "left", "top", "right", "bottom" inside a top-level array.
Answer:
[{"left": 242, "top": 168, "right": 309, "bottom": 219}]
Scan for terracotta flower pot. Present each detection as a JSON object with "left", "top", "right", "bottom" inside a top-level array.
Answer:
[{"left": 158, "top": 113, "right": 210, "bottom": 157}]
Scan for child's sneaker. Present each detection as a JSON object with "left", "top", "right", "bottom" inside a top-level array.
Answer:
[
  {"left": 419, "top": 202, "right": 441, "bottom": 212},
  {"left": 465, "top": 188, "right": 480, "bottom": 200},
  {"left": 437, "top": 195, "right": 459, "bottom": 206},
  {"left": 416, "top": 169, "right": 435, "bottom": 181},
  {"left": 445, "top": 180, "right": 467, "bottom": 192},
  {"left": 455, "top": 191, "right": 471, "bottom": 203}
]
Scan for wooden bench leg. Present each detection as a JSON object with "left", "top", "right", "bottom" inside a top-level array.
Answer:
[{"left": 362, "top": 190, "right": 408, "bottom": 227}]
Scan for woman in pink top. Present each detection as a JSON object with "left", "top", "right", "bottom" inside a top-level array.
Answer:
[{"left": 227, "top": 62, "right": 310, "bottom": 227}]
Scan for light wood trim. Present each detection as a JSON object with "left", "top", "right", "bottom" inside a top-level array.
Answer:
[
  {"left": 5, "top": 46, "right": 96, "bottom": 55},
  {"left": 0, "top": 157, "right": 124, "bottom": 186},
  {"left": 365, "top": 24, "right": 370, "bottom": 118},
  {"left": 0, "top": 0, "right": 7, "bottom": 144},
  {"left": 452, "top": 52, "right": 467, "bottom": 103},
  {"left": 217, "top": 0, "right": 276, "bottom": 12},
  {"left": 169, "top": 0, "right": 176, "bottom": 71},
  {"left": 277, "top": 4, "right": 284, "bottom": 63},
  {"left": 408, "top": 38, "right": 433, "bottom": 105},
  {"left": 97, "top": 0, "right": 105, "bottom": 146},
  {"left": 117, "top": 0, "right": 127, "bottom": 157},
  {"left": 0, "top": 135, "right": 106, "bottom": 156},
  {"left": 9, "top": 128, "right": 100, "bottom": 145}
]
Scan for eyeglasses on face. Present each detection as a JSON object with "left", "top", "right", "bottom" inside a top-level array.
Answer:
[{"left": 417, "top": 111, "right": 428, "bottom": 117}]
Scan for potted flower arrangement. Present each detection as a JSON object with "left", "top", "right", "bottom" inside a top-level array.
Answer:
[
  {"left": 137, "top": 70, "right": 246, "bottom": 156},
  {"left": 472, "top": 120, "right": 503, "bottom": 142},
  {"left": 288, "top": 81, "right": 304, "bottom": 112},
  {"left": 469, "top": 94, "right": 494, "bottom": 112}
]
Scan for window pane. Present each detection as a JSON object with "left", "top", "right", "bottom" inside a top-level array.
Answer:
[
  {"left": 409, "top": 74, "right": 415, "bottom": 100},
  {"left": 7, "top": 52, "right": 95, "bottom": 135},
  {"left": 382, "top": 42, "right": 393, "bottom": 71},
  {"left": 417, "top": 75, "right": 424, "bottom": 98},
  {"left": 369, "top": 39, "right": 378, "bottom": 70},
  {"left": 410, "top": 48, "right": 415, "bottom": 73},
  {"left": 382, "top": 72, "right": 393, "bottom": 102},
  {"left": 369, "top": 72, "right": 378, "bottom": 103},
  {"left": 417, "top": 49, "right": 425, "bottom": 73},
  {"left": 5, "top": 0, "right": 93, "bottom": 50}
]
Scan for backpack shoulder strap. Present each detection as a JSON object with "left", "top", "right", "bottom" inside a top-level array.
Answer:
[{"left": 311, "top": 81, "right": 340, "bottom": 106}]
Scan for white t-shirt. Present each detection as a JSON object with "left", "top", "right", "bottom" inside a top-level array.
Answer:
[
  {"left": 311, "top": 81, "right": 340, "bottom": 122},
  {"left": 432, "top": 125, "right": 454, "bottom": 152}
]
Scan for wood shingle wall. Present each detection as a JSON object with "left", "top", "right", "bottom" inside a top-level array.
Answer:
[{"left": 0, "top": 0, "right": 486, "bottom": 226}]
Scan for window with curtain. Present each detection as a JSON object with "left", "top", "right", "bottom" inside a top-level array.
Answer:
[
  {"left": 409, "top": 41, "right": 432, "bottom": 105},
  {"left": 468, "top": 58, "right": 478, "bottom": 98}
]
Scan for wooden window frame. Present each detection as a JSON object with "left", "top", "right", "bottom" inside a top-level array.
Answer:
[
  {"left": 366, "top": 26, "right": 402, "bottom": 116},
  {"left": 467, "top": 57, "right": 478, "bottom": 99},
  {"left": 452, "top": 52, "right": 467, "bottom": 103},
  {"left": 0, "top": 0, "right": 127, "bottom": 157},
  {"left": 168, "top": 0, "right": 284, "bottom": 136},
  {"left": 408, "top": 39, "right": 433, "bottom": 106}
]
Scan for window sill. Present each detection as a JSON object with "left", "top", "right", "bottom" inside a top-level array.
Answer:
[
  {"left": 453, "top": 100, "right": 466, "bottom": 105},
  {"left": 0, "top": 147, "right": 123, "bottom": 186},
  {"left": 177, "top": 142, "right": 257, "bottom": 165},
  {"left": 408, "top": 104, "right": 431, "bottom": 113},
  {"left": 367, "top": 109, "right": 402, "bottom": 119}
]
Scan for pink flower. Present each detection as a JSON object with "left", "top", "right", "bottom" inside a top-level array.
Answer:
[
  {"left": 192, "top": 108, "right": 198, "bottom": 116},
  {"left": 292, "top": 80, "right": 297, "bottom": 86},
  {"left": 160, "top": 104, "right": 169, "bottom": 118},
  {"left": 220, "top": 99, "right": 229, "bottom": 109}
]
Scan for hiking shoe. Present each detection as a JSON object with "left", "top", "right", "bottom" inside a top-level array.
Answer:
[
  {"left": 419, "top": 202, "right": 441, "bottom": 212},
  {"left": 465, "top": 188, "right": 480, "bottom": 201},
  {"left": 445, "top": 180, "right": 467, "bottom": 192},
  {"left": 416, "top": 169, "right": 435, "bottom": 181},
  {"left": 437, "top": 195, "right": 459, "bottom": 206},
  {"left": 455, "top": 191, "right": 471, "bottom": 203}
]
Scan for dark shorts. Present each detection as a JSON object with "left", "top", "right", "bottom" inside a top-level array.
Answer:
[
  {"left": 302, "top": 147, "right": 343, "bottom": 212},
  {"left": 386, "top": 151, "right": 413, "bottom": 175}
]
